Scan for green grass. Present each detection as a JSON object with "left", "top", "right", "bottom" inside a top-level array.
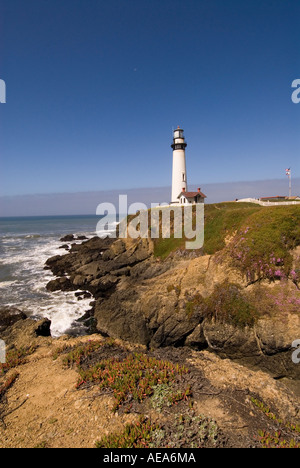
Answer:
[
  {"left": 57, "top": 340, "right": 191, "bottom": 414},
  {"left": 257, "top": 430, "right": 300, "bottom": 448},
  {"left": 53, "top": 339, "right": 114, "bottom": 366},
  {"left": 251, "top": 397, "right": 300, "bottom": 448},
  {"left": 150, "top": 202, "right": 300, "bottom": 285},
  {"left": 153, "top": 236, "right": 185, "bottom": 260},
  {"left": 152, "top": 202, "right": 263, "bottom": 259},
  {"left": 203, "top": 202, "right": 263, "bottom": 255},
  {"left": 95, "top": 413, "right": 219, "bottom": 449}
]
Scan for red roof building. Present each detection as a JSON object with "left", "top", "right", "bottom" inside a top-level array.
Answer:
[{"left": 177, "top": 187, "right": 207, "bottom": 204}]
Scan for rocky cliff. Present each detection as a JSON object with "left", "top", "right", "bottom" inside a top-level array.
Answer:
[{"left": 43, "top": 203, "right": 300, "bottom": 382}]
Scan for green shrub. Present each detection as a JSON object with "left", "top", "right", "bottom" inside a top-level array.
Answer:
[
  {"left": 204, "top": 281, "right": 259, "bottom": 327},
  {"left": 184, "top": 293, "right": 206, "bottom": 319}
]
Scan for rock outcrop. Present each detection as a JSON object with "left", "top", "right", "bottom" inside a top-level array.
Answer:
[
  {"left": 0, "top": 310, "right": 51, "bottom": 349},
  {"left": 0, "top": 307, "right": 27, "bottom": 334},
  {"left": 43, "top": 234, "right": 300, "bottom": 381}
]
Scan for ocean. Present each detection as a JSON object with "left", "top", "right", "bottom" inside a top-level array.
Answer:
[{"left": 0, "top": 215, "right": 117, "bottom": 337}]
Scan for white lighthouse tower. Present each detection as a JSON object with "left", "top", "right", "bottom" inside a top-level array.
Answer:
[{"left": 171, "top": 126, "right": 187, "bottom": 204}]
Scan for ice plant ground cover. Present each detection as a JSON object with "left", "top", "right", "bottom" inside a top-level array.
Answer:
[
  {"left": 75, "top": 352, "right": 190, "bottom": 413},
  {"left": 51, "top": 339, "right": 300, "bottom": 448},
  {"left": 52, "top": 339, "right": 224, "bottom": 448}
]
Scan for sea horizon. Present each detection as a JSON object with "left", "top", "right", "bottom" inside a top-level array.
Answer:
[
  {"left": 0, "top": 214, "right": 116, "bottom": 337},
  {"left": 1, "top": 178, "right": 299, "bottom": 218}
]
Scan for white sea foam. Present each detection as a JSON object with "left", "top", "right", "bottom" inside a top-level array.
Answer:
[
  {"left": 30, "top": 291, "right": 92, "bottom": 337},
  {"left": 0, "top": 227, "right": 97, "bottom": 337},
  {"left": 0, "top": 281, "right": 17, "bottom": 289}
]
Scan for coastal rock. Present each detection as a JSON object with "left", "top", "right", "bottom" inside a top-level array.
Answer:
[
  {"left": 0, "top": 317, "right": 51, "bottom": 348},
  {"left": 89, "top": 275, "right": 119, "bottom": 298},
  {"left": 35, "top": 318, "right": 52, "bottom": 337},
  {"left": 44, "top": 234, "right": 300, "bottom": 380},
  {"left": 45, "top": 236, "right": 153, "bottom": 298},
  {"left": 93, "top": 251, "right": 299, "bottom": 379},
  {"left": 75, "top": 291, "right": 92, "bottom": 299},
  {"left": 201, "top": 321, "right": 259, "bottom": 358},
  {"left": 94, "top": 288, "right": 151, "bottom": 345},
  {"left": 59, "top": 244, "right": 69, "bottom": 250},
  {"left": 46, "top": 277, "right": 75, "bottom": 292},
  {"left": 60, "top": 234, "right": 75, "bottom": 242},
  {"left": 0, "top": 307, "right": 27, "bottom": 333},
  {"left": 255, "top": 314, "right": 300, "bottom": 356}
]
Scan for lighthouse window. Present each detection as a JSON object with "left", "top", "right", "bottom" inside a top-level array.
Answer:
[
  {"left": 182, "top": 173, "right": 185, "bottom": 182},
  {"left": 174, "top": 130, "right": 184, "bottom": 139}
]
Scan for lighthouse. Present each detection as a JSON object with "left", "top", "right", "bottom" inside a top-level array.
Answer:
[
  {"left": 171, "top": 126, "right": 187, "bottom": 203},
  {"left": 170, "top": 127, "right": 207, "bottom": 205}
]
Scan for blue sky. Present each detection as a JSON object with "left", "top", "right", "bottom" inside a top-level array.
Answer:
[{"left": 0, "top": 0, "right": 299, "bottom": 209}]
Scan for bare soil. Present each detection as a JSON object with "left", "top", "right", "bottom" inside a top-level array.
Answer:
[{"left": 0, "top": 333, "right": 299, "bottom": 448}]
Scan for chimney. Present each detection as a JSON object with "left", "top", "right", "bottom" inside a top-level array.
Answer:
[
  {"left": 197, "top": 188, "right": 201, "bottom": 193},
  {"left": 182, "top": 187, "right": 186, "bottom": 192}
]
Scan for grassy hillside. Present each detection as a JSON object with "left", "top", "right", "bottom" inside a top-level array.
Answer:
[
  {"left": 222, "top": 205, "right": 300, "bottom": 282},
  {"left": 152, "top": 202, "right": 263, "bottom": 259},
  {"left": 201, "top": 202, "right": 263, "bottom": 255},
  {"left": 152, "top": 202, "right": 300, "bottom": 284}
]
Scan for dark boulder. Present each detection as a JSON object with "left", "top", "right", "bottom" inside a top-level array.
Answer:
[
  {"left": 0, "top": 307, "right": 27, "bottom": 334},
  {"left": 46, "top": 277, "right": 75, "bottom": 292},
  {"left": 59, "top": 244, "right": 69, "bottom": 250},
  {"left": 60, "top": 234, "right": 75, "bottom": 242},
  {"left": 35, "top": 318, "right": 51, "bottom": 337},
  {"left": 94, "top": 290, "right": 151, "bottom": 346}
]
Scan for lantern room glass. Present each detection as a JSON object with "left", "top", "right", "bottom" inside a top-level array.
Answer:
[{"left": 174, "top": 129, "right": 184, "bottom": 139}]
